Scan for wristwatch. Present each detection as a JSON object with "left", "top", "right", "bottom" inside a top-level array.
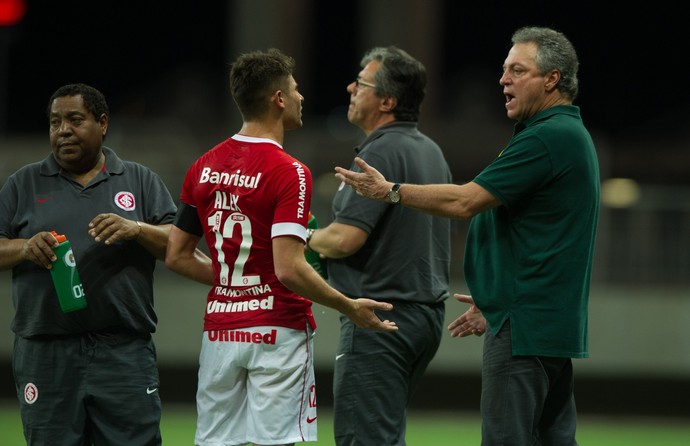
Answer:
[
  {"left": 305, "top": 228, "right": 315, "bottom": 252},
  {"left": 387, "top": 183, "right": 401, "bottom": 204}
]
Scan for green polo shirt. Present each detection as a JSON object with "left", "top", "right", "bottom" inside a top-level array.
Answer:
[{"left": 465, "top": 105, "right": 600, "bottom": 358}]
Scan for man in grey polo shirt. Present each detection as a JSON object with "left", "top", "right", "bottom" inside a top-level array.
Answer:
[
  {"left": 306, "top": 46, "right": 452, "bottom": 446},
  {"left": 0, "top": 83, "right": 176, "bottom": 445}
]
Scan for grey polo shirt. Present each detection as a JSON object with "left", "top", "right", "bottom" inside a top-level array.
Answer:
[
  {"left": 328, "top": 122, "right": 452, "bottom": 304},
  {"left": 0, "top": 147, "right": 177, "bottom": 337}
]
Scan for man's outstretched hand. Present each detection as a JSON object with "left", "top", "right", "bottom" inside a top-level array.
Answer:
[
  {"left": 448, "top": 294, "right": 486, "bottom": 337},
  {"left": 346, "top": 298, "right": 398, "bottom": 332},
  {"left": 335, "top": 157, "right": 392, "bottom": 201}
]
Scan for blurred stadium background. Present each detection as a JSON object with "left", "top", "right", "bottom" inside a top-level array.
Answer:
[{"left": 1, "top": 0, "right": 688, "bottom": 419}]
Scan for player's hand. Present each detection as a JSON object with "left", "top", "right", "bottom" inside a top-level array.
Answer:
[
  {"left": 448, "top": 294, "right": 486, "bottom": 337},
  {"left": 334, "top": 157, "right": 392, "bottom": 201},
  {"left": 23, "top": 231, "right": 60, "bottom": 269},
  {"left": 88, "top": 213, "right": 140, "bottom": 245},
  {"left": 347, "top": 298, "right": 398, "bottom": 332}
]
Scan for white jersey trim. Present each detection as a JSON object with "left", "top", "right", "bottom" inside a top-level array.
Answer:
[
  {"left": 232, "top": 134, "right": 283, "bottom": 150},
  {"left": 273, "top": 222, "right": 307, "bottom": 241}
]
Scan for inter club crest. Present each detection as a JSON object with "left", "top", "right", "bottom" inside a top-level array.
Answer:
[{"left": 114, "top": 191, "right": 136, "bottom": 211}]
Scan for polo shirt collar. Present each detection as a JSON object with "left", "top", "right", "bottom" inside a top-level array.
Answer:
[
  {"left": 40, "top": 146, "right": 125, "bottom": 177},
  {"left": 354, "top": 121, "right": 417, "bottom": 154},
  {"left": 515, "top": 104, "right": 580, "bottom": 134}
]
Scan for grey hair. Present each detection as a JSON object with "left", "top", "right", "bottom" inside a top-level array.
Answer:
[
  {"left": 360, "top": 46, "right": 426, "bottom": 122},
  {"left": 511, "top": 26, "right": 579, "bottom": 100}
]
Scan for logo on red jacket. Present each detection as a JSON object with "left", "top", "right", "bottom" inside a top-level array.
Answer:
[{"left": 114, "top": 191, "right": 136, "bottom": 211}]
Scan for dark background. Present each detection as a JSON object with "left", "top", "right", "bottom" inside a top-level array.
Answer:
[{"left": 1, "top": 1, "right": 689, "bottom": 185}]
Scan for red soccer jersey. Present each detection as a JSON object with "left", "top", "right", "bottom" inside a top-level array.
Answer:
[{"left": 180, "top": 134, "right": 316, "bottom": 331}]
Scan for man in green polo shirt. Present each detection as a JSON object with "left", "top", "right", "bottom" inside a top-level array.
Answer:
[{"left": 334, "top": 26, "right": 599, "bottom": 446}]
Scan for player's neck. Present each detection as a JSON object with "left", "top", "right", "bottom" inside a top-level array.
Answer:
[{"left": 237, "top": 121, "right": 284, "bottom": 145}]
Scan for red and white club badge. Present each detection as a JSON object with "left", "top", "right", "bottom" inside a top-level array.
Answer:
[
  {"left": 24, "top": 383, "right": 38, "bottom": 404},
  {"left": 114, "top": 191, "right": 136, "bottom": 211}
]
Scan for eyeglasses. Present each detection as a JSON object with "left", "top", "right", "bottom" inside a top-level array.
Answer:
[{"left": 354, "top": 78, "right": 376, "bottom": 89}]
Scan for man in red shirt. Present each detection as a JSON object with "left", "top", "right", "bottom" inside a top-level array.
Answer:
[{"left": 165, "top": 48, "right": 397, "bottom": 446}]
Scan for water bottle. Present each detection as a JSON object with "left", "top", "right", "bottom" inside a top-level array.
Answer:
[
  {"left": 305, "top": 212, "right": 328, "bottom": 279},
  {"left": 50, "top": 231, "right": 87, "bottom": 312}
]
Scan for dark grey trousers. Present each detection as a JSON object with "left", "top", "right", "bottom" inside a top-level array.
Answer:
[
  {"left": 333, "top": 300, "right": 445, "bottom": 446},
  {"left": 481, "top": 320, "right": 579, "bottom": 446}
]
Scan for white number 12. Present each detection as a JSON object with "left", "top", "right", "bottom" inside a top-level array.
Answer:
[{"left": 208, "top": 210, "right": 260, "bottom": 287}]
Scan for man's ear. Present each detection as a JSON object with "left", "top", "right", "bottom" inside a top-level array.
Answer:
[
  {"left": 99, "top": 113, "right": 109, "bottom": 138},
  {"left": 273, "top": 90, "right": 285, "bottom": 108},
  {"left": 380, "top": 95, "right": 397, "bottom": 113},
  {"left": 544, "top": 69, "right": 561, "bottom": 92}
]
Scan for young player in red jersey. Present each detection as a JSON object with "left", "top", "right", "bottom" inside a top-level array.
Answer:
[{"left": 165, "top": 48, "right": 397, "bottom": 446}]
